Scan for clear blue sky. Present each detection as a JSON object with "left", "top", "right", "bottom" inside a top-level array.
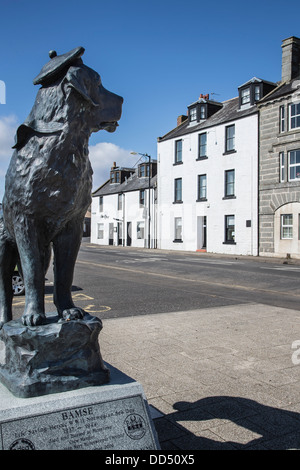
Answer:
[{"left": 0, "top": 0, "right": 300, "bottom": 196}]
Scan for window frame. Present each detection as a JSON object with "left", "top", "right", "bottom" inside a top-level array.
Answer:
[
  {"left": 289, "top": 102, "right": 300, "bottom": 130},
  {"left": 117, "top": 193, "right": 122, "bottom": 211},
  {"left": 288, "top": 149, "right": 300, "bottom": 181},
  {"left": 189, "top": 107, "right": 197, "bottom": 122},
  {"left": 197, "top": 174, "right": 207, "bottom": 201},
  {"left": 99, "top": 195, "right": 103, "bottom": 212},
  {"left": 174, "top": 139, "right": 183, "bottom": 164},
  {"left": 97, "top": 223, "right": 104, "bottom": 240},
  {"left": 280, "top": 105, "right": 285, "bottom": 133},
  {"left": 224, "top": 215, "right": 235, "bottom": 244},
  {"left": 241, "top": 87, "right": 250, "bottom": 105},
  {"left": 224, "top": 169, "right": 235, "bottom": 198},
  {"left": 281, "top": 214, "right": 293, "bottom": 239},
  {"left": 174, "top": 178, "right": 182, "bottom": 203},
  {"left": 198, "top": 132, "right": 207, "bottom": 158},
  {"left": 137, "top": 221, "right": 145, "bottom": 239},
  {"left": 280, "top": 152, "right": 285, "bottom": 183},
  {"left": 225, "top": 124, "right": 235, "bottom": 153},
  {"left": 174, "top": 217, "right": 183, "bottom": 242},
  {"left": 139, "top": 189, "right": 145, "bottom": 207}
]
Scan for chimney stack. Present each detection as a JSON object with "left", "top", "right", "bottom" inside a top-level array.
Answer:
[
  {"left": 281, "top": 36, "right": 300, "bottom": 83},
  {"left": 177, "top": 115, "right": 188, "bottom": 126}
]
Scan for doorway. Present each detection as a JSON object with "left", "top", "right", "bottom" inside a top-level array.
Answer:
[
  {"left": 197, "top": 216, "right": 207, "bottom": 251},
  {"left": 127, "top": 222, "right": 132, "bottom": 247}
]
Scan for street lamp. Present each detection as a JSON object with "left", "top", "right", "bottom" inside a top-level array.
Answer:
[{"left": 131, "top": 151, "right": 151, "bottom": 249}]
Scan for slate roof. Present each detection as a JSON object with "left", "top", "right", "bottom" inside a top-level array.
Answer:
[
  {"left": 158, "top": 96, "right": 258, "bottom": 142},
  {"left": 258, "top": 79, "right": 300, "bottom": 103},
  {"left": 93, "top": 172, "right": 157, "bottom": 197}
]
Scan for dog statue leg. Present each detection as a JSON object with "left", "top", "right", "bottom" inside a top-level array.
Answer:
[
  {"left": 0, "top": 237, "right": 18, "bottom": 329},
  {"left": 14, "top": 222, "right": 47, "bottom": 326},
  {"left": 52, "top": 218, "right": 85, "bottom": 320}
]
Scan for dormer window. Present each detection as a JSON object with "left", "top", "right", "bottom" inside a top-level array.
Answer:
[
  {"left": 190, "top": 107, "right": 197, "bottom": 122},
  {"left": 200, "top": 105, "right": 206, "bottom": 119},
  {"left": 110, "top": 170, "right": 120, "bottom": 183},
  {"left": 138, "top": 163, "right": 150, "bottom": 178},
  {"left": 188, "top": 96, "right": 222, "bottom": 124},
  {"left": 254, "top": 85, "right": 261, "bottom": 101},
  {"left": 241, "top": 88, "right": 250, "bottom": 105},
  {"left": 238, "top": 78, "right": 276, "bottom": 108}
]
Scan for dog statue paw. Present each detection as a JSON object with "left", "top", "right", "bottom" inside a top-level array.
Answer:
[
  {"left": 22, "top": 313, "right": 46, "bottom": 327},
  {"left": 61, "top": 307, "right": 85, "bottom": 322}
]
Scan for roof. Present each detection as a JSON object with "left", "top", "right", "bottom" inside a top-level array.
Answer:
[
  {"left": 258, "top": 79, "right": 300, "bottom": 104},
  {"left": 238, "top": 77, "right": 276, "bottom": 89},
  {"left": 158, "top": 96, "right": 258, "bottom": 142},
  {"left": 92, "top": 172, "right": 157, "bottom": 197}
]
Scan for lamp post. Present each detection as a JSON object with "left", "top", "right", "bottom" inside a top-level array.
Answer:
[{"left": 131, "top": 151, "right": 151, "bottom": 249}]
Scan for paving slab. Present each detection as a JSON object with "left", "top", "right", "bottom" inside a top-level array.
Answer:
[{"left": 100, "top": 303, "right": 300, "bottom": 450}]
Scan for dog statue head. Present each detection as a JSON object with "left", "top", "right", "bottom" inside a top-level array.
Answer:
[{"left": 13, "top": 47, "right": 123, "bottom": 150}]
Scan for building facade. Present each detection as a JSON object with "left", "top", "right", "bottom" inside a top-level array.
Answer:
[
  {"left": 157, "top": 79, "right": 276, "bottom": 255},
  {"left": 91, "top": 161, "right": 157, "bottom": 248},
  {"left": 258, "top": 36, "right": 300, "bottom": 258}
]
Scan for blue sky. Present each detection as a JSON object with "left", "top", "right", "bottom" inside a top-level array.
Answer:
[{"left": 0, "top": 0, "right": 300, "bottom": 197}]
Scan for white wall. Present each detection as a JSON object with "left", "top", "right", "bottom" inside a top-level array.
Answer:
[
  {"left": 157, "top": 113, "right": 258, "bottom": 255},
  {"left": 91, "top": 187, "right": 157, "bottom": 248}
]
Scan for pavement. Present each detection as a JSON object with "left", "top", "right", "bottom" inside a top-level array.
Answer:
[{"left": 100, "top": 302, "right": 300, "bottom": 450}]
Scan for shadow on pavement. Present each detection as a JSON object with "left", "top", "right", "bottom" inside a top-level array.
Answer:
[{"left": 154, "top": 395, "right": 300, "bottom": 450}]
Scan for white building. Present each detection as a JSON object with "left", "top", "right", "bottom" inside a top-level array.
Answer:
[
  {"left": 91, "top": 161, "right": 157, "bottom": 248},
  {"left": 157, "top": 79, "right": 276, "bottom": 255}
]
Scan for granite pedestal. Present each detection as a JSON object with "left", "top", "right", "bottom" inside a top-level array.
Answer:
[{"left": 0, "top": 364, "right": 160, "bottom": 450}]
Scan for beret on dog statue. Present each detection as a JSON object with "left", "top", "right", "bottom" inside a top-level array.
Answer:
[{"left": 0, "top": 48, "right": 123, "bottom": 396}]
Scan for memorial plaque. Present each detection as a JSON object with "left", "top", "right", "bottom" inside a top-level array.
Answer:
[{"left": 0, "top": 366, "right": 160, "bottom": 450}]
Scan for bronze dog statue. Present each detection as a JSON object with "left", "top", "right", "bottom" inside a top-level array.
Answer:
[{"left": 0, "top": 47, "right": 123, "bottom": 328}]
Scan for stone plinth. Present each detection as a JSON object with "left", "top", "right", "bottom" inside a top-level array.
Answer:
[
  {"left": 0, "top": 365, "right": 160, "bottom": 450},
  {"left": 0, "top": 313, "right": 109, "bottom": 398}
]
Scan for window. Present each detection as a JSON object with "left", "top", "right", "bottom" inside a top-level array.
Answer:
[
  {"left": 118, "top": 194, "right": 122, "bottom": 211},
  {"left": 97, "top": 223, "right": 104, "bottom": 239},
  {"left": 281, "top": 214, "right": 293, "bottom": 239},
  {"left": 290, "top": 103, "right": 300, "bottom": 130},
  {"left": 241, "top": 88, "right": 250, "bottom": 105},
  {"left": 225, "top": 125, "right": 235, "bottom": 152},
  {"left": 190, "top": 107, "right": 197, "bottom": 121},
  {"left": 111, "top": 171, "right": 120, "bottom": 183},
  {"left": 139, "top": 189, "right": 145, "bottom": 207},
  {"left": 137, "top": 221, "right": 145, "bottom": 239},
  {"left": 174, "top": 178, "right": 182, "bottom": 203},
  {"left": 99, "top": 196, "right": 103, "bottom": 212},
  {"left": 280, "top": 106, "right": 285, "bottom": 133},
  {"left": 200, "top": 105, "right": 206, "bottom": 119},
  {"left": 225, "top": 215, "right": 235, "bottom": 243},
  {"left": 197, "top": 174, "right": 207, "bottom": 200},
  {"left": 288, "top": 149, "right": 300, "bottom": 180},
  {"left": 280, "top": 152, "right": 285, "bottom": 183},
  {"left": 174, "top": 217, "right": 182, "bottom": 242},
  {"left": 254, "top": 85, "right": 260, "bottom": 101},
  {"left": 198, "top": 133, "right": 207, "bottom": 158},
  {"left": 175, "top": 140, "right": 182, "bottom": 164},
  {"left": 225, "top": 170, "right": 235, "bottom": 197}
]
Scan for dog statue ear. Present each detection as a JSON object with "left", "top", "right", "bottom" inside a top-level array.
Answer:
[
  {"left": 65, "top": 66, "right": 99, "bottom": 107},
  {"left": 12, "top": 120, "right": 65, "bottom": 149}
]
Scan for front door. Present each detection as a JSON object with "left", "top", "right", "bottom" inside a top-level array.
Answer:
[
  {"left": 127, "top": 222, "right": 132, "bottom": 247},
  {"left": 197, "top": 216, "right": 207, "bottom": 250},
  {"left": 109, "top": 223, "right": 114, "bottom": 246}
]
